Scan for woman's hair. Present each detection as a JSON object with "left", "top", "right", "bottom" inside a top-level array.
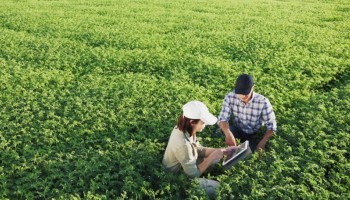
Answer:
[{"left": 176, "top": 115, "right": 200, "bottom": 136}]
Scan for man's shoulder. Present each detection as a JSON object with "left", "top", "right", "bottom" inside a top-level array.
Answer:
[
  {"left": 225, "top": 91, "right": 238, "bottom": 99},
  {"left": 253, "top": 93, "right": 270, "bottom": 103}
]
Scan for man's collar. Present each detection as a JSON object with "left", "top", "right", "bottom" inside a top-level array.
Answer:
[{"left": 236, "top": 92, "right": 255, "bottom": 104}]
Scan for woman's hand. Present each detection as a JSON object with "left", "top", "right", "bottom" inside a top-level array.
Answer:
[
  {"left": 222, "top": 146, "right": 238, "bottom": 156},
  {"left": 210, "top": 149, "right": 224, "bottom": 161},
  {"left": 198, "top": 149, "right": 224, "bottom": 174}
]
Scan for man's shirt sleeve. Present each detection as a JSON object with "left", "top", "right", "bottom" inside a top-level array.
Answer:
[
  {"left": 218, "top": 93, "right": 232, "bottom": 123},
  {"left": 262, "top": 98, "right": 277, "bottom": 132}
]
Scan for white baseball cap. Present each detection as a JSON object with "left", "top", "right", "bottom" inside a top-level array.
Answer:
[{"left": 182, "top": 100, "right": 217, "bottom": 125}]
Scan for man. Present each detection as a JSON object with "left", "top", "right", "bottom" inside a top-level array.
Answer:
[{"left": 217, "top": 74, "right": 277, "bottom": 151}]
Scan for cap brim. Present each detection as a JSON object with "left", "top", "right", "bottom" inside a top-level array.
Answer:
[
  {"left": 235, "top": 87, "right": 252, "bottom": 95},
  {"left": 202, "top": 113, "right": 218, "bottom": 125}
]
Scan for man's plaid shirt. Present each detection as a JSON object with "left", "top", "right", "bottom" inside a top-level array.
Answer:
[{"left": 218, "top": 92, "right": 277, "bottom": 134}]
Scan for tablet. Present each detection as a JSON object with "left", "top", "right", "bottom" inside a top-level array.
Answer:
[{"left": 222, "top": 140, "right": 249, "bottom": 166}]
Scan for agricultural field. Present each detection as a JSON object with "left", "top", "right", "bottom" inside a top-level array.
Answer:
[{"left": 0, "top": 0, "right": 349, "bottom": 199}]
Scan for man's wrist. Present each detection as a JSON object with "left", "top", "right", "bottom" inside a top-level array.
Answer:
[{"left": 223, "top": 130, "right": 233, "bottom": 137}]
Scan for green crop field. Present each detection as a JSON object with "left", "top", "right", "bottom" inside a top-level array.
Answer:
[{"left": 0, "top": 0, "right": 349, "bottom": 199}]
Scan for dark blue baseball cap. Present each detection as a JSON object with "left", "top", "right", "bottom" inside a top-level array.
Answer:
[{"left": 235, "top": 74, "right": 254, "bottom": 95}]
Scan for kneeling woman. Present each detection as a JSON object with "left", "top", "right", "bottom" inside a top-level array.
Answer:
[{"left": 162, "top": 100, "right": 235, "bottom": 196}]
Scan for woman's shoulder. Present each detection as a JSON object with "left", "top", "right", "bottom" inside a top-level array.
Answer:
[{"left": 169, "top": 128, "right": 191, "bottom": 146}]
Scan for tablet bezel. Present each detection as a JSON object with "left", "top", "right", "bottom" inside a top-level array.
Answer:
[{"left": 222, "top": 140, "right": 249, "bottom": 166}]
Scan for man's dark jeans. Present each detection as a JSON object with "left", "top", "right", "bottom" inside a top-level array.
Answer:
[
  {"left": 213, "top": 126, "right": 261, "bottom": 151},
  {"left": 230, "top": 126, "right": 260, "bottom": 152}
]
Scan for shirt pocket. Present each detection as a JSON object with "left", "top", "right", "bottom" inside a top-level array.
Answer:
[{"left": 245, "top": 107, "right": 260, "bottom": 124}]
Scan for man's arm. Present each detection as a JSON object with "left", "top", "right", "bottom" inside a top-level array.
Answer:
[
  {"left": 219, "top": 121, "right": 237, "bottom": 146},
  {"left": 256, "top": 130, "right": 274, "bottom": 151},
  {"left": 257, "top": 98, "right": 277, "bottom": 151}
]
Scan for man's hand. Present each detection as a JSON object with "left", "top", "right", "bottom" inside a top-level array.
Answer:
[
  {"left": 219, "top": 121, "right": 237, "bottom": 146},
  {"left": 256, "top": 130, "right": 274, "bottom": 152},
  {"left": 225, "top": 134, "right": 236, "bottom": 146},
  {"left": 256, "top": 141, "right": 266, "bottom": 152}
]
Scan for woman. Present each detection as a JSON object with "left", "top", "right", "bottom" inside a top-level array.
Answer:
[{"left": 162, "top": 100, "right": 236, "bottom": 197}]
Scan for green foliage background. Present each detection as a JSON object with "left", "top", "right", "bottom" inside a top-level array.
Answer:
[{"left": 0, "top": 0, "right": 349, "bottom": 199}]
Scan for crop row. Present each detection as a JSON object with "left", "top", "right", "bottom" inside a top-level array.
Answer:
[{"left": 0, "top": 0, "right": 349, "bottom": 199}]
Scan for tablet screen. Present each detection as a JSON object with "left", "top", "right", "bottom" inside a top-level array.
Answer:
[{"left": 222, "top": 141, "right": 249, "bottom": 166}]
